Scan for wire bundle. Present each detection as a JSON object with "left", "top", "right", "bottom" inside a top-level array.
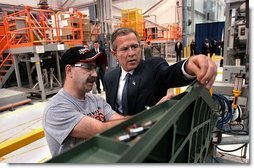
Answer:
[
  {"left": 212, "top": 94, "right": 249, "bottom": 162},
  {"left": 212, "top": 94, "right": 233, "bottom": 129}
]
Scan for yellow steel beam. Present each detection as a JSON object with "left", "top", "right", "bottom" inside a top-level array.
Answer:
[
  {"left": 0, "top": 128, "right": 44, "bottom": 157},
  {"left": 183, "top": 47, "right": 187, "bottom": 58}
]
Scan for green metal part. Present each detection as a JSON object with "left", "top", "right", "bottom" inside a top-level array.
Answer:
[{"left": 46, "top": 81, "right": 219, "bottom": 163}]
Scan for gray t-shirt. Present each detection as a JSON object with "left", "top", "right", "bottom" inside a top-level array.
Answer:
[{"left": 42, "top": 88, "right": 115, "bottom": 157}]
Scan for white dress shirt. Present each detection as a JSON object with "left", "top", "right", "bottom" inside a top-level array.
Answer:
[
  {"left": 182, "top": 60, "right": 196, "bottom": 79},
  {"left": 116, "top": 68, "right": 133, "bottom": 114}
]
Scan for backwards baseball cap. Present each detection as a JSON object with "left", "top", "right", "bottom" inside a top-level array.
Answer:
[{"left": 61, "top": 47, "right": 101, "bottom": 68}]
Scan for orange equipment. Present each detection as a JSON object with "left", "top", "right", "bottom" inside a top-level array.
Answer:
[
  {"left": 0, "top": 6, "right": 84, "bottom": 84},
  {"left": 2, "top": 6, "right": 84, "bottom": 49},
  {"left": 121, "top": 8, "right": 145, "bottom": 39}
]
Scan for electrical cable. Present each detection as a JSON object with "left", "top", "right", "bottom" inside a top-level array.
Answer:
[
  {"left": 213, "top": 94, "right": 233, "bottom": 129},
  {"left": 212, "top": 94, "right": 226, "bottom": 129},
  {"left": 218, "top": 95, "right": 232, "bottom": 123},
  {"left": 212, "top": 91, "right": 249, "bottom": 161},
  {"left": 236, "top": 104, "right": 242, "bottom": 121},
  {"left": 212, "top": 129, "right": 249, "bottom": 135},
  {"left": 240, "top": 144, "right": 249, "bottom": 163},
  {"left": 216, "top": 144, "right": 247, "bottom": 153},
  {"left": 229, "top": 122, "right": 244, "bottom": 131}
]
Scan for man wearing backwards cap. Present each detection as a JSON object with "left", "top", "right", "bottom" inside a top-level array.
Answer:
[{"left": 42, "top": 47, "right": 127, "bottom": 157}]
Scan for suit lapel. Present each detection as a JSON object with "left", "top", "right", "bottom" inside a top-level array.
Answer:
[
  {"left": 111, "top": 68, "right": 121, "bottom": 110},
  {"left": 127, "top": 61, "right": 143, "bottom": 114}
]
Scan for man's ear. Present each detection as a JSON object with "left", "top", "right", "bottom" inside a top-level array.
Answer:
[
  {"left": 111, "top": 50, "right": 117, "bottom": 58},
  {"left": 65, "top": 65, "right": 73, "bottom": 78}
]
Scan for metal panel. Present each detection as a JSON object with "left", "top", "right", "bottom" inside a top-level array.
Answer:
[
  {"left": 46, "top": 82, "right": 219, "bottom": 163},
  {"left": 9, "top": 44, "right": 71, "bottom": 54},
  {"left": 222, "top": 65, "right": 246, "bottom": 83}
]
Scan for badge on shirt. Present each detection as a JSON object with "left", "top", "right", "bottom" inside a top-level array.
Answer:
[{"left": 86, "top": 107, "right": 105, "bottom": 122}]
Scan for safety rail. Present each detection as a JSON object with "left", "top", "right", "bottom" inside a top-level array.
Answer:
[
  {"left": 0, "top": 6, "right": 84, "bottom": 87},
  {"left": 0, "top": 34, "right": 18, "bottom": 84},
  {"left": 0, "top": 53, "right": 13, "bottom": 67},
  {"left": 47, "top": 81, "right": 219, "bottom": 163},
  {"left": 0, "top": 34, "right": 8, "bottom": 62},
  {"left": 0, "top": 53, "right": 14, "bottom": 83},
  {"left": 3, "top": 6, "right": 83, "bottom": 48},
  {"left": 146, "top": 24, "right": 182, "bottom": 43},
  {"left": 0, "top": 128, "right": 44, "bottom": 157},
  {"left": 56, "top": 11, "right": 84, "bottom": 45}
]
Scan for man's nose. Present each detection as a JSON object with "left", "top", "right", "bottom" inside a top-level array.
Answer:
[{"left": 91, "top": 69, "right": 97, "bottom": 77}]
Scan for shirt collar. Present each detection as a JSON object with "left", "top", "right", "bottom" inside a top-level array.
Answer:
[{"left": 120, "top": 67, "right": 133, "bottom": 80}]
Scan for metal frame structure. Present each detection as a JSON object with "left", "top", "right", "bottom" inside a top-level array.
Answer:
[
  {"left": 0, "top": 6, "right": 84, "bottom": 100},
  {"left": 10, "top": 44, "right": 69, "bottom": 100},
  {"left": 46, "top": 82, "right": 219, "bottom": 163}
]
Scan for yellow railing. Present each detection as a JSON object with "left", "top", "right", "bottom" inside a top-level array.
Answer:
[{"left": 0, "top": 128, "right": 44, "bottom": 157}]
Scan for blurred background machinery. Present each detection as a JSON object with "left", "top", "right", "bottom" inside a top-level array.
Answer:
[{"left": 211, "top": 0, "right": 249, "bottom": 163}]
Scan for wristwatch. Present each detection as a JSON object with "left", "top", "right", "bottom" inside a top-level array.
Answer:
[{"left": 145, "top": 106, "right": 151, "bottom": 110}]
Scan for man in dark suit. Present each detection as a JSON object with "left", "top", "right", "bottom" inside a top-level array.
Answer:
[
  {"left": 175, "top": 40, "right": 182, "bottom": 62},
  {"left": 144, "top": 41, "right": 153, "bottom": 60},
  {"left": 201, "top": 38, "right": 212, "bottom": 56},
  {"left": 91, "top": 40, "right": 108, "bottom": 93},
  {"left": 190, "top": 40, "right": 197, "bottom": 56},
  {"left": 104, "top": 28, "right": 217, "bottom": 116}
]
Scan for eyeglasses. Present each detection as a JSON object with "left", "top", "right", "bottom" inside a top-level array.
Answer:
[
  {"left": 116, "top": 44, "right": 140, "bottom": 54},
  {"left": 72, "top": 63, "right": 96, "bottom": 72}
]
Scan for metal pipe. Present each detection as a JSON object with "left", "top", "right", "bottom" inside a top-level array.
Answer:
[
  {"left": 0, "top": 99, "right": 32, "bottom": 111},
  {"left": 182, "top": 0, "right": 188, "bottom": 46},
  {"left": 60, "top": 0, "right": 71, "bottom": 9},
  {"left": 62, "top": 0, "right": 77, "bottom": 10},
  {"left": 219, "top": 135, "right": 249, "bottom": 145},
  {"left": 143, "top": 14, "right": 157, "bottom": 24},
  {"left": 112, "top": 5, "right": 122, "bottom": 11},
  {"left": 143, "top": 0, "right": 164, "bottom": 15}
]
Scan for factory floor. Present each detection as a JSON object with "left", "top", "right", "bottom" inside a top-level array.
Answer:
[{"left": 0, "top": 58, "right": 249, "bottom": 164}]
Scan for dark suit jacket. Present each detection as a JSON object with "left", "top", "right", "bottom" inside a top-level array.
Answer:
[
  {"left": 104, "top": 57, "right": 195, "bottom": 115},
  {"left": 175, "top": 42, "right": 182, "bottom": 52},
  {"left": 144, "top": 45, "right": 153, "bottom": 60},
  {"left": 201, "top": 43, "right": 211, "bottom": 56},
  {"left": 190, "top": 42, "right": 197, "bottom": 56}
]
